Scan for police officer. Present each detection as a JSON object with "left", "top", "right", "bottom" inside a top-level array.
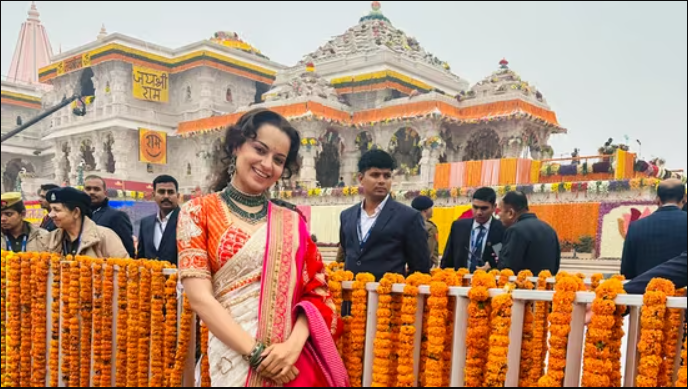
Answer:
[
  {"left": 1, "top": 192, "right": 48, "bottom": 252},
  {"left": 412, "top": 196, "right": 440, "bottom": 269}
]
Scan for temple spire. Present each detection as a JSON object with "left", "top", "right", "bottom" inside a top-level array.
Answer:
[
  {"left": 7, "top": 1, "right": 54, "bottom": 85},
  {"left": 98, "top": 24, "right": 108, "bottom": 40}
]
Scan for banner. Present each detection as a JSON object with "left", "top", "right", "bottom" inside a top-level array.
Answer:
[
  {"left": 139, "top": 129, "right": 167, "bottom": 165},
  {"left": 132, "top": 66, "right": 169, "bottom": 103}
]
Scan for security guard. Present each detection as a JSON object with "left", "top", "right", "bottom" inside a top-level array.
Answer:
[
  {"left": 412, "top": 196, "right": 440, "bottom": 268},
  {"left": 1, "top": 192, "right": 48, "bottom": 252}
]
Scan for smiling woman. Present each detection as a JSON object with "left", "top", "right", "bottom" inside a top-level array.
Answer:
[{"left": 179, "top": 109, "right": 349, "bottom": 387}]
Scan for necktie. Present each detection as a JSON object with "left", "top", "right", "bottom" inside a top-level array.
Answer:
[{"left": 470, "top": 226, "right": 487, "bottom": 272}]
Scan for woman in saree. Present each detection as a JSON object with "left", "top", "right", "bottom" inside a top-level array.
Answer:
[{"left": 177, "top": 109, "right": 349, "bottom": 387}]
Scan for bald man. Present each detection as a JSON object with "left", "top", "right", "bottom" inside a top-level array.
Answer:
[{"left": 621, "top": 178, "right": 688, "bottom": 280}]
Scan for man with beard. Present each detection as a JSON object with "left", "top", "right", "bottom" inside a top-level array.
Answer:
[
  {"left": 137, "top": 175, "right": 181, "bottom": 264},
  {"left": 84, "top": 175, "right": 135, "bottom": 258},
  {"left": 38, "top": 184, "right": 60, "bottom": 232}
]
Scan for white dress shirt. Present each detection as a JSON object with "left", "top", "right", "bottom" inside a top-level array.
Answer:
[
  {"left": 154, "top": 211, "right": 173, "bottom": 250},
  {"left": 359, "top": 195, "right": 390, "bottom": 242},
  {"left": 470, "top": 217, "right": 493, "bottom": 257}
]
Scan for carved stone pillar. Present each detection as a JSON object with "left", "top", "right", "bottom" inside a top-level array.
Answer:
[
  {"left": 112, "top": 131, "right": 131, "bottom": 176},
  {"left": 53, "top": 142, "right": 66, "bottom": 184},
  {"left": 299, "top": 148, "right": 317, "bottom": 189},
  {"left": 68, "top": 139, "right": 81, "bottom": 185},
  {"left": 0, "top": 162, "right": 6, "bottom": 193}
]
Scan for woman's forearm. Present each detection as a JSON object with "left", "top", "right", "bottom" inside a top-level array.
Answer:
[
  {"left": 183, "top": 278, "right": 256, "bottom": 356},
  {"left": 287, "top": 314, "right": 310, "bottom": 350}
]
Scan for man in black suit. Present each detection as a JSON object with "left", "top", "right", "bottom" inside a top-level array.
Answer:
[
  {"left": 38, "top": 184, "right": 60, "bottom": 232},
  {"left": 621, "top": 179, "right": 687, "bottom": 280},
  {"left": 84, "top": 175, "right": 135, "bottom": 258},
  {"left": 339, "top": 150, "right": 430, "bottom": 280},
  {"left": 625, "top": 251, "right": 687, "bottom": 295},
  {"left": 498, "top": 191, "right": 561, "bottom": 275},
  {"left": 137, "top": 175, "right": 180, "bottom": 265},
  {"left": 441, "top": 187, "right": 505, "bottom": 272}
]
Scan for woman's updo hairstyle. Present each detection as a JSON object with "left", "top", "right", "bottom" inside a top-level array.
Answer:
[{"left": 211, "top": 109, "right": 301, "bottom": 192}]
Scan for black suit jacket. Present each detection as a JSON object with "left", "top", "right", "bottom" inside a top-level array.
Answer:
[
  {"left": 621, "top": 206, "right": 687, "bottom": 280},
  {"left": 91, "top": 198, "right": 135, "bottom": 258},
  {"left": 137, "top": 209, "right": 179, "bottom": 265},
  {"left": 498, "top": 213, "right": 561, "bottom": 275},
  {"left": 625, "top": 251, "right": 687, "bottom": 294},
  {"left": 40, "top": 215, "right": 57, "bottom": 232},
  {"left": 339, "top": 198, "right": 430, "bottom": 280},
  {"left": 441, "top": 218, "right": 505, "bottom": 270}
]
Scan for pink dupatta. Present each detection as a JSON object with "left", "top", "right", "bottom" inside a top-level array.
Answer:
[{"left": 246, "top": 204, "right": 349, "bottom": 387}]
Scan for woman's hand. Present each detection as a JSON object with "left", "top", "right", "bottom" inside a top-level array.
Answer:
[{"left": 257, "top": 341, "right": 303, "bottom": 384}]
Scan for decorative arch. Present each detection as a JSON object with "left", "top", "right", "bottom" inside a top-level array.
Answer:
[
  {"left": 463, "top": 128, "right": 503, "bottom": 161},
  {"left": 390, "top": 127, "right": 422, "bottom": 172},
  {"left": 316, "top": 129, "right": 342, "bottom": 188}
]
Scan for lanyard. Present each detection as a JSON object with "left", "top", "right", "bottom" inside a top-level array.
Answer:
[
  {"left": 63, "top": 235, "right": 82, "bottom": 257},
  {"left": 357, "top": 210, "right": 379, "bottom": 249},
  {"left": 5, "top": 235, "right": 28, "bottom": 253}
]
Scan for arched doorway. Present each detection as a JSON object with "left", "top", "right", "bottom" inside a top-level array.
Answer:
[
  {"left": 316, "top": 129, "right": 342, "bottom": 188},
  {"left": 463, "top": 129, "right": 503, "bottom": 161},
  {"left": 390, "top": 128, "right": 422, "bottom": 174}
]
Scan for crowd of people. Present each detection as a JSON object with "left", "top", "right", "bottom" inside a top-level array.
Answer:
[{"left": 1, "top": 108, "right": 686, "bottom": 387}]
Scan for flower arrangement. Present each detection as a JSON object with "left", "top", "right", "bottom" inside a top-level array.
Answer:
[
  {"left": 149, "top": 265, "right": 166, "bottom": 387},
  {"left": 637, "top": 279, "right": 675, "bottom": 387},
  {"left": 658, "top": 288, "right": 685, "bottom": 387},
  {"left": 100, "top": 263, "right": 115, "bottom": 387},
  {"left": 396, "top": 273, "right": 430, "bottom": 387},
  {"left": 48, "top": 256, "right": 61, "bottom": 387},
  {"left": 138, "top": 265, "right": 152, "bottom": 386},
  {"left": 484, "top": 283, "right": 515, "bottom": 387},
  {"left": 590, "top": 274, "right": 603, "bottom": 292},
  {"left": 92, "top": 262, "right": 104, "bottom": 387},
  {"left": 69, "top": 262, "right": 81, "bottom": 386},
  {"left": 163, "top": 273, "right": 179, "bottom": 387},
  {"left": 538, "top": 274, "right": 579, "bottom": 387},
  {"left": 0, "top": 253, "right": 5, "bottom": 384},
  {"left": 372, "top": 274, "right": 397, "bottom": 387},
  {"left": 80, "top": 259, "right": 93, "bottom": 387},
  {"left": 498, "top": 269, "right": 514, "bottom": 288},
  {"left": 465, "top": 270, "right": 497, "bottom": 387},
  {"left": 442, "top": 270, "right": 461, "bottom": 387},
  {"left": 677, "top": 336, "right": 687, "bottom": 387},
  {"left": 424, "top": 136, "right": 445, "bottom": 150},
  {"left": 31, "top": 254, "right": 49, "bottom": 387},
  {"left": 609, "top": 275, "right": 626, "bottom": 387},
  {"left": 126, "top": 263, "right": 140, "bottom": 387},
  {"left": 5, "top": 252, "right": 20, "bottom": 388},
  {"left": 20, "top": 255, "right": 32, "bottom": 387},
  {"left": 300, "top": 137, "right": 319, "bottom": 151},
  {"left": 426, "top": 271, "right": 450, "bottom": 387},
  {"left": 115, "top": 260, "right": 129, "bottom": 387},
  {"left": 531, "top": 270, "right": 553, "bottom": 386},
  {"left": 350, "top": 273, "right": 375, "bottom": 387},
  {"left": 582, "top": 278, "right": 624, "bottom": 387},
  {"left": 390, "top": 274, "right": 405, "bottom": 388},
  {"left": 200, "top": 324, "right": 211, "bottom": 387},
  {"left": 516, "top": 271, "right": 535, "bottom": 387},
  {"left": 169, "top": 294, "right": 193, "bottom": 387}
]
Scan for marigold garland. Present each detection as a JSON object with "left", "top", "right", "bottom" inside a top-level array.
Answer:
[
  {"left": 658, "top": 288, "right": 685, "bottom": 387},
  {"left": 100, "top": 263, "right": 114, "bottom": 387},
  {"left": 20, "top": 254, "right": 32, "bottom": 387},
  {"left": 516, "top": 270, "right": 535, "bottom": 388},
  {"left": 149, "top": 264, "right": 166, "bottom": 387},
  {"left": 163, "top": 273, "right": 179, "bottom": 387},
  {"left": 5, "top": 252, "right": 20, "bottom": 387},
  {"left": 637, "top": 278, "right": 675, "bottom": 387},
  {"left": 1, "top": 252, "right": 7, "bottom": 386},
  {"left": 582, "top": 278, "right": 624, "bottom": 387},
  {"left": 31, "top": 254, "right": 49, "bottom": 387},
  {"left": 442, "top": 269, "right": 460, "bottom": 387},
  {"left": 200, "top": 323, "right": 211, "bottom": 388},
  {"left": 464, "top": 270, "right": 496, "bottom": 387},
  {"left": 169, "top": 293, "right": 193, "bottom": 387},
  {"left": 677, "top": 336, "right": 687, "bottom": 387},
  {"left": 138, "top": 265, "right": 152, "bottom": 386},
  {"left": 426, "top": 271, "right": 450, "bottom": 387},
  {"left": 396, "top": 273, "right": 430, "bottom": 387},
  {"left": 390, "top": 274, "right": 405, "bottom": 388},
  {"left": 530, "top": 270, "right": 552, "bottom": 384},
  {"left": 126, "top": 263, "right": 140, "bottom": 387},
  {"left": 59, "top": 261, "right": 72, "bottom": 387},
  {"left": 92, "top": 262, "right": 104, "bottom": 387},
  {"left": 372, "top": 274, "right": 396, "bottom": 387},
  {"left": 115, "top": 260, "right": 129, "bottom": 387},
  {"left": 538, "top": 274, "right": 579, "bottom": 387},
  {"left": 350, "top": 273, "right": 375, "bottom": 387},
  {"left": 329, "top": 270, "right": 346, "bottom": 356},
  {"left": 590, "top": 273, "right": 604, "bottom": 292},
  {"left": 484, "top": 283, "right": 515, "bottom": 387},
  {"left": 498, "top": 269, "right": 515, "bottom": 288},
  {"left": 457, "top": 268, "right": 470, "bottom": 287},
  {"left": 80, "top": 259, "right": 93, "bottom": 387},
  {"left": 68, "top": 261, "right": 81, "bottom": 387},
  {"left": 609, "top": 275, "right": 626, "bottom": 388}
]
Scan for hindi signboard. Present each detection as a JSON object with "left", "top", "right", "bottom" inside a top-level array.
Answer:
[
  {"left": 139, "top": 129, "right": 167, "bottom": 165},
  {"left": 132, "top": 66, "right": 169, "bottom": 103}
]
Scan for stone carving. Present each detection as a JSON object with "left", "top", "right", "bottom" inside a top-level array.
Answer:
[
  {"left": 470, "top": 59, "right": 549, "bottom": 107},
  {"left": 263, "top": 68, "right": 339, "bottom": 103}
]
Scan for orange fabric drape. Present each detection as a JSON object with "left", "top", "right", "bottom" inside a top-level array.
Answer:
[
  {"left": 481, "top": 160, "right": 501, "bottom": 187},
  {"left": 529, "top": 203, "right": 600, "bottom": 244},
  {"left": 625, "top": 152, "right": 636, "bottom": 179},
  {"left": 450, "top": 162, "right": 468, "bottom": 188},
  {"left": 499, "top": 158, "right": 518, "bottom": 186},
  {"left": 516, "top": 159, "right": 532, "bottom": 184},
  {"left": 466, "top": 161, "right": 483, "bottom": 188},
  {"left": 531, "top": 161, "right": 542, "bottom": 184},
  {"left": 434, "top": 164, "right": 451, "bottom": 190}
]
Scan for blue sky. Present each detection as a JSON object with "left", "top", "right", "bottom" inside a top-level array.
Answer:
[{"left": 2, "top": 1, "right": 686, "bottom": 169}]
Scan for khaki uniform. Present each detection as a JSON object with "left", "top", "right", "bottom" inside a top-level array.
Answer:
[
  {"left": 426, "top": 220, "right": 440, "bottom": 268},
  {"left": 1, "top": 222, "right": 49, "bottom": 252},
  {"left": 45, "top": 217, "right": 130, "bottom": 259}
]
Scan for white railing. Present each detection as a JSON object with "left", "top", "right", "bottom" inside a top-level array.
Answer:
[{"left": 341, "top": 278, "right": 687, "bottom": 388}]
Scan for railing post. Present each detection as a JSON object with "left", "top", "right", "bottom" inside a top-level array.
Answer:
[
  {"left": 412, "top": 293, "right": 425, "bottom": 386},
  {"left": 563, "top": 300, "right": 587, "bottom": 387},
  {"left": 623, "top": 306, "right": 641, "bottom": 387},
  {"left": 505, "top": 299, "right": 526, "bottom": 387},
  {"left": 449, "top": 290, "right": 469, "bottom": 387},
  {"left": 362, "top": 286, "right": 379, "bottom": 388}
]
